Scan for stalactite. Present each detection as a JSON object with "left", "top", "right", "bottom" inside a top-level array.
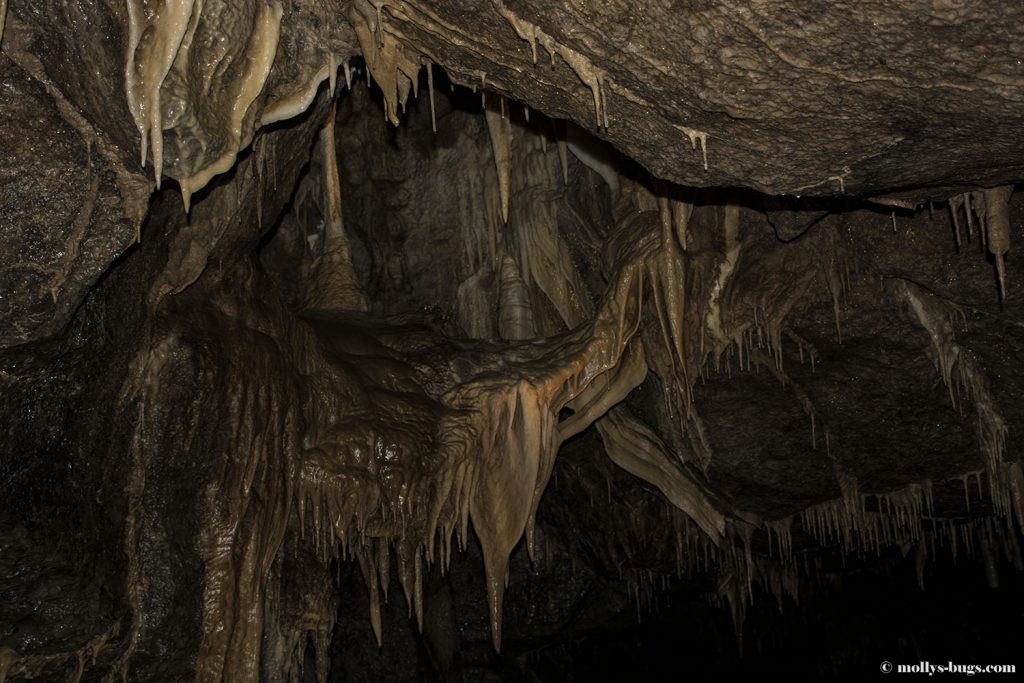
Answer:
[
  {"left": 347, "top": 0, "right": 424, "bottom": 127},
  {"left": 261, "top": 51, "right": 347, "bottom": 126},
  {"left": 491, "top": 0, "right": 608, "bottom": 128},
  {"left": 970, "top": 190, "right": 987, "bottom": 246},
  {"left": 497, "top": 254, "right": 536, "bottom": 340},
  {"left": 303, "top": 104, "right": 370, "bottom": 312},
  {"left": 557, "top": 137, "right": 570, "bottom": 185},
  {"left": 596, "top": 405, "right": 727, "bottom": 540},
  {"left": 706, "top": 203, "right": 742, "bottom": 347},
  {"left": 949, "top": 194, "right": 965, "bottom": 246},
  {"left": 124, "top": 0, "right": 198, "bottom": 188},
  {"left": 508, "top": 129, "right": 592, "bottom": 330},
  {"left": 484, "top": 99, "right": 514, "bottom": 224},
  {"left": 983, "top": 185, "right": 1013, "bottom": 299},
  {"left": 675, "top": 124, "right": 709, "bottom": 171},
  {"left": 427, "top": 61, "right": 437, "bottom": 133},
  {"left": 897, "top": 279, "right": 1019, "bottom": 522},
  {"left": 178, "top": 1, "right": 283, "bottom": 212}
]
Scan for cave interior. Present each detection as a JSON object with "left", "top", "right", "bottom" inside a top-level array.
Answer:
[{"left": 1, "top": 1, "right": 1023, "bottom": 681}]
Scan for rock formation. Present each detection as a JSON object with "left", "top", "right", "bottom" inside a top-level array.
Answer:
[{"left": 1, "top": 2, "right": 1023, "bottom": 680}]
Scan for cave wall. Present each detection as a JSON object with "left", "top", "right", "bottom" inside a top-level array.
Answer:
[{"left": 2, "top": 2, "right": 1024, "bottom": 682}]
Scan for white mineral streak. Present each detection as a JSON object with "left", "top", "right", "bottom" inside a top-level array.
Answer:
[{"left": 565, "top": 121, "right": 619, "bottom": 193}]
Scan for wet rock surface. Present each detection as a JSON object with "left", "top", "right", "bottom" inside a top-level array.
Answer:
[{"left": 2, "top": 2, "right": 1024, "bottom": 681}]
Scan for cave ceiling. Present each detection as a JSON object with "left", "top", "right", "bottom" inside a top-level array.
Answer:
[{"left": 1, "top": 1, "right": 1023, "bottom": 681}]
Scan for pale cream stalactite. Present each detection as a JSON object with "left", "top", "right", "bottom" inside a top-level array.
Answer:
[
  {"left": 456, "top": 270, "right": 497, "bottom": 339},
  {"left": 177, "top": 1, "right": 283, "bottom": 212},
  {"left": 124, "top": 0, "right": 198, "bottom": 188},
  {"left": 970, "top": 190, "right": 987, "bottom": 247},
  {"left": 983, "top": 185, "right": 1013, "bottom": 299},
  {"left": 0, "top": 0, "right": 7, "bottom": 46},
  {"left": 347, "top": 0, "right": 423, "bottom": 127},
  {"left": 262, "top": 49, "right": 351, "bottom": 126},
  {"left": 674, "top": 124, "right": 709, "bottom": 172},
  {"left": 260, "top": 61, "right": 331, "bottom": 126},
  {"left": 948, "top": 187, "right": 1011, "bottom": 298},
  {"left": 484, "top": 99, "right": 514, "bottom": 223},
  {"left": 490, "top": 0, "right": 606, "bottom": 128},
  {"left": 671, "top": 197, "right": 693, "bottom": 250}
]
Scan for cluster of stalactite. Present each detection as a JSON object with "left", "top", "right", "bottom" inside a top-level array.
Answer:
[{"left": 5, "top": 6, "right": 1024, "bottom": 679}]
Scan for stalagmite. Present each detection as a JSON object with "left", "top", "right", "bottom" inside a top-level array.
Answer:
[
  {"left": 983, "top": 185, "right": 1013, "bottom": 299},
  {"left": 484, "top": 99, "right": 514, "bottom": 223}
]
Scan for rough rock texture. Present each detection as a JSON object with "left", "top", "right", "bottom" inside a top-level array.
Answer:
[{"left": 2, "top": 1, "right": 1024, "bottom": 682}]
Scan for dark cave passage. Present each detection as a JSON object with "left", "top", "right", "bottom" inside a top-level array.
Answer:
[{"left": 2, "top": 3, "right": 1024, "bottom": 681}]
